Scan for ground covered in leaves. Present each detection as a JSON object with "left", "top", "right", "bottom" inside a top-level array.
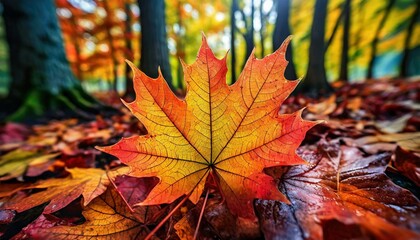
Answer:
[{"left": 0, "top": 78, "right": 419, "bottom": 239}]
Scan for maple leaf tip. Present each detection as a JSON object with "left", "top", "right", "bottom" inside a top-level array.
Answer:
[
  {"left": 94, "top": 145, "right": 105, "bottom": 152},
  {"left": 200, "top": 31, "right": 207, "bottom": 41}
]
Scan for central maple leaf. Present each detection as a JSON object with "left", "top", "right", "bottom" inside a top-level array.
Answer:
[{"left": 99, "top": 36, "right": 318, "bottom": 218}]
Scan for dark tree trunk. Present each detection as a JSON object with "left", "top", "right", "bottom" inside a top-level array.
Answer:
[
  {"left": 175, "top": 0, "right": 186, "bottom": 89},
  {"left": 237, "top": 0, "right": 255, "bottom": 69},
  {"left": 1, "top": 0, "right": 102, "bottom": 121},
  {"left": 273, "top": 0, "right": 297, "bottom": 80},
  {"left": 399, "top": 1, "right": 420, "bottom": 78},
  {"left": 244, "top": 0, "right": 255, "bottom": 67},
  {"left": 123, "top": 2, "right": 135, "bottom": 100},
  {"left": 259, "top": 0, "right": 265, "bottom": 57},
  {"left": 339, "top": 0, "right": 351, "bottom": 81},
  {"left": 138, "top": 0, "right": 173, "bottom": 89},
  {"left": 367, "top": 0, "right": 396, "bottom": 79},
  {"left": 297, "top": 0, "right": 332, "bottom": 98},
  {"left": 230, "top": 0, "right": 238, "bottom": 83}
]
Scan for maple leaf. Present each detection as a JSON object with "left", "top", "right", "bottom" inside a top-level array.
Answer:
[
  {"left": 256, "top": 142, "right": 420, "bottom": 239},
  {"left": 0, "top": 149, "right": 59, "bottom": 180},
  {"left": 5, "top": 168, "right": 112, "bottom": 214},
  {"left": 27, "top": 187, "right": 158, "bottom": 239},
  {"left": 99, "top": 36, "right": 318, "bottom": 218}
]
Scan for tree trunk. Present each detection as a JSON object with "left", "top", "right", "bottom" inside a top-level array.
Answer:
[
  {"left": 138, "top": 0, "right": 173, "bottom": 90},
  {"left": 259, "top": 0, "right": 265, "bottom": 57},
  {"left": 339, "top": 0, "right": 351, "bottom": 81},
  {"left": 399, "top": 1, "right": 420, "bottom": 78},
  {"left": 123, "top": 2, "right": 135, "bottom": 99},
  {"left": 366, "top": 0, "right": 396, "bottom": 79},
  {"left": 230, "top": 0, "right": 238, "bottom": 83},
  {"left": 102, "top": 0, "right": 119, "bottom": 93},
  {"left": 1, "top": 0, "right": 102, "bottom": 121},
  {"left": 244, "top": 0, "right": 255, "bottom": 68},
  {"left": 176, "top": 0, "right": 186, "bottom": 89},
  {"left": 297, "top": 0, "right": 332, "bottom": 98},
  {"left": 273, "top": 0, "right": 297, "bottom": 80}
]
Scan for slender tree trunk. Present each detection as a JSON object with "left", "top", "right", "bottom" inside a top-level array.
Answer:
[
  {"left": 239, "top": 0, "right": 255, "bottom": 69},
  {"left": 259, "top": 0, "right": 265, "bottom": 57},
  {"left": 399, "top": 1, "right": 420, "bottom": 78},
  {"left": 273, "top": 0, "right": 297, "bottom": 80},
  {"left": 123, "top": 2, "right": 135, "bottom": 99},
  {"left": 246, "top": 0, "right": 255, "bottom": 63},
  {"left": 1, "top": 0, "right": 102, "bottom": 121},
  {"left": 176, "top": 0, "right": 186, "bottom": 89},
  {"left": 102, "top": 0, "right": 119, "bottom": 93},
  {"left": 138, "top": 0, "right": 173, "bottom": 89},
  {"left": 339, "top": 0, "right": 351, "bottom": 81},
  {"left": 367, "top": 0, "right": 396, "bottom": 79},
  {"left": 230, "top": 0, "right": 238, "bottom": 83},
  {"left": 297, "top": 0, "right": 332, "bottom": 98}
]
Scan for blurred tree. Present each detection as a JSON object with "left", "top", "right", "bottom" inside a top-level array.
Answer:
[
  {"left": 297, "top": 0, "right": 332, "bottom": 97},
  {"left": 230, "top": 0, "right": 239, "bottom": 82},
  {"left": 236, "top": 0, "right": 256, "bottom": 69},
  {"left": 399, "top": 0, "right": 419, "bottom": 77},
  {"left": 123, "top": 1, "right": 135, "bottom": 99},
  {"left": 166, "top": 0, "right": 228, "bottom": 87},
  {"left": 101, "top": 0, "right": 119, "bottom": 92},
  {"left": 138, "top": 0, "right": 173, "bottom": 89},
  {"left": 0, "top": 0, "right": 102, "bottom": 121},
  {"left": 258, "top": 0, "right": 273, "bottom": 57},
  {"left": 273, "top": 0, "right": 297, "bottom": 80},
  {"left": 367, "top": 0, "right": 396, "bottom": 79},
  {"left": 339, "top": 0, "right": 351, "bottom": 81}
]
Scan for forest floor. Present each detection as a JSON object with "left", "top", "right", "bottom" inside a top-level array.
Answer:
[{"left": 0, "top": 78, "right": 419, "bottom": 239}]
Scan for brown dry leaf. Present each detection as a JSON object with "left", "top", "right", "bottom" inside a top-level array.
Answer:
[
  {"left": 355, "top": 132, "right": 420, "bottom": 152},
  {"left": 346, "top": 97, "right": 362, "bottom": 112},
  {"left": 256, "top": 143, "right": 420, "bottom": 240},
  {"left": 375, "top": 114, "right": 412, "bottom": 134},
  {"left": 307, "top": 94, "right": 337, "bottom": 116},
  {"left": 394, "top": 147, "right": 420, "bottom": 186}
]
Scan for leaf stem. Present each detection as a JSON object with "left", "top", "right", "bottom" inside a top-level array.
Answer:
[
  {"left": 145, "top": 193, "right": 191, "bottom": 240},
  {"left": 194, "top": 189, "right": 210, "bottom": 240}
]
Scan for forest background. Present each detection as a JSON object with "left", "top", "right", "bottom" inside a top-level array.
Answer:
[{"left": 0, "top": 0, "right": 418, "bottom": 102}]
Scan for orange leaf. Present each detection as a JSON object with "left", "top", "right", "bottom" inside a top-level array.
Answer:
[
  {"left": 98, "top": 36, "right": 318, "bottom": 218},
  {"left": 6, "top": 168, "right": 114, "bottom": 214},
  {"left": 31, "top": 187, "right": 155, "bottom": 239}
]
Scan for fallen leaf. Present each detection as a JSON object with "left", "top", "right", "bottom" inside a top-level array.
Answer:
[
  {"left": 355, "top": 132, "right": 420, "bottom": 152},
  {"left": 256, "top": 143, "right": 420, "bottom": 239},
  {"left": 113, "top": 175, "right": 159, "bottom": 207},
  {"left": 375, "top": 114, "right": 412, "bottom": 133},
  {"left": 394, "top": 147, "right": 420, "bottom": 186},
  {"left": 32, "top": 187, "right": 151, "bottom": 239},
  {"left": 99, "top": 36, "right": 318, "bottom": 218},
  {"left": 0, "top": 150, "right": 59, "bottom": 180},
  {"left": 0, "top": 123, "right": 30, "bottom": 144},
  {"left": 5, "top": 168, "right": 110, "bottom": 213},
  {"left": 307, "top": 94, "right": 336, "bottom": 116}
]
